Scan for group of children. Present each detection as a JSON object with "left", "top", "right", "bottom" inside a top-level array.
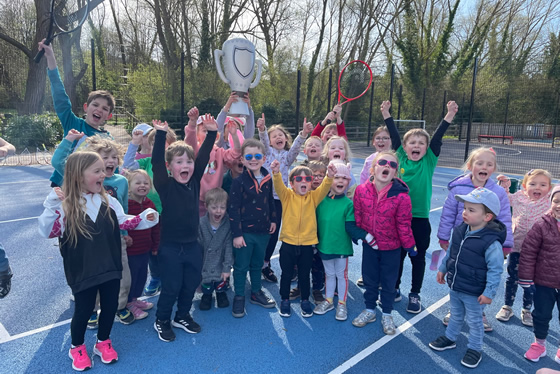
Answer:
[{"left": 32, "top": 38, "right": 560, "bottom": 371}]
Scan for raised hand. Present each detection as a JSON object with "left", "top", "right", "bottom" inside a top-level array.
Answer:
[
  {"left": 241, "top": 92, "right": 251, "bottom": 108},
  {"left": 38, "top": 38, "right": 54, "bottom": 59},
  {"left": 444, "top": 101, "right": 459, "bottom": 122},
  {"left": 333, "top": 104, "right": 343, "bottom": 117},
  {"left": 224, "top": 92, "right": 238, "bottom": 111},
  {"left": 496, "top": 174, "right": 511, "bottom": 190},
  {"left": 131, "top": 129, "right": 144, "bottom": 146},
  {"left": 201, "top": 113, "right": 217, "bottom": 131},
  {"left": 152, "top": 120, "right": 169, "bottom": 132},
  {"left": 270, "top": 159, "right": 280, "bottom": 174},
  {"left": 257, "top": 113, "right": 266, "bottom": 132},
  {"left": 302, "top": 118, "right": 313, "bottom": 137},
  {"left": 322, "top": 111, "right": 336, "bottom": 126},
  {"left": 327, "top": 162, "right": 337, "bottom": 178},
  {"left": 187, "top": 107, "right": 199, "bottom": 122},
  {"left": 65, "top": 129, "right": 84, "bottom": 142},
  {"left": 380, "top": 101, "right": 391, "bottom": 119}
]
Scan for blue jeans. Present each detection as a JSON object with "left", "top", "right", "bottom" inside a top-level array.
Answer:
[
  {"left": 0, "top": 243, "right": 9, "bottom": 273},
  {"left": 504, "top": 252, "right": 533, "bottom": 309},
  {"left": 446, "top": 290, "right": 484, "bottom": 351}
]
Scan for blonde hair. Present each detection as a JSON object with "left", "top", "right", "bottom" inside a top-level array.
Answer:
[
  {"left": 373, "top": 126, "right": 389, "bottom": 140},
  {"left": 403, "top": 128, "right": 430, "bottom": 145},
  {"left": 308, "top": 160, "right": 327, "bottom": 173},
  {"left": 369, "top": 150, "right": 400, "bottom": 178},
  {"left": 85, "top": 136, "right": 125, "bottom": 165},
  {"left": 127, "top": 169, "right": 153, "bottom": 193},
  {"left": 148, "top": 127, "right": 177, "bottom": 146},
  {"left": 462, "top": 147, "right": 498, "bottom": 172},
  {"left": 165, "top": 141, "right": 195, "bottom": 164},
  {"left": 321, "top": 136, "right": 353, "bottom": 164},
  {"left": 268, "top": 125, "right": 293, "bottom": 150},
  {"left": 522, "top": 169, "right": 553, "bottom": 188},
  {"left": 304, "top": 135, "right": 322, "bottom": 147},
  {"left": 62, "top": 152, "right": 114, "bottom": 247},
  {"left": 205, "top": 187, "right": 228, "bottom": 206},
  {"left": 321, "top": 124, "right": 338, "bottom": 139}
]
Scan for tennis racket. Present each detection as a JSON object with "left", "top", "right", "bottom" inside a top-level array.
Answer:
[
  {"left": 326, "top": 60, "right": 373, "bottom": 124},
  {"left": 34, "top": 0, "right": 90, "bottom": 63}
]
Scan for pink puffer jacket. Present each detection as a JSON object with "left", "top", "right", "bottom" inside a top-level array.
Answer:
[{"left": 353, "top": 178, "right": 415, "bottom": 251}]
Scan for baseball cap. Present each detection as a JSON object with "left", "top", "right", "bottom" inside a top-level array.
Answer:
[
  {"left": 455, "top": 187, "right": 501, "bottom": 216},
  {"left": 133, "top": 123, "right": 153, "bottom": 136}
]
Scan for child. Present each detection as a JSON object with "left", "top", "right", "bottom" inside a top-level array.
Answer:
[
  {"left": 258, "top": 116, "right": 312, "bottom": 283},
  {"left": 321, "top": 136, "right": 357, "bottom": 196},
  {"left": 198, "top": 188, "right": 233, "bottom": 310},
  {"left": 271, "top": 159, "right": 336, "bottom": 318},
  {"left": 38, "top": 151, "right": 158, "bottom": 371},
  {"left": 311, "top": 104, "right": 347, "bottom": 142},
  {"left": 495, "top": 169, "right": 552, "bottom": 326},
  {"left": 519, "top": 185, "right": 560, "bottom": 363},
  {"left": 302, "top": 136, "right": 323, "bottom": 164},
  {"left": 436, "top": 147, "right": 513, "bottom": 331},
  {"left": 38, "top": 39, "right": 115, "bottom": 188},
  {"left": 0, "top": 242, "right": 12, "bottom": 298},
  {"left": 359, "top": 126, "right": 392, "bottom": 184},
  {"left": 133, "top": 123, "right": 154, "bottom": 159},
  {"left": 52, "top": 131, "right": 136, "bottom": 326},
  {"left": 184, "top": 107, "right": 241, "bottom": 216},
  {"left": 289, "top": 161, "right": 328, "bottom": 303},
  {"left": 383, "top": 99, "right": 458, "bottom": 313},
  {"left": 151, "top": 115, "right": 215, "bottom": 342},
  {"left": 314, "top": 161, "right": 363, "bottom": 321},
  {"left": 351, "top": 151, "right": 416, "bottom": 334},
  {"left": 221, "top": 158, "right": 244, "bottom": 194},
  {"left": 429, "top": 187, "right": 505, "bottom": 369},
  {"left": 125, "top": 170, "right": 160, "bottom": 320},
  {"left": 228, "top": 138, "right": 277, "bottom": 317},
  {"left": 216, "top": 91, "right": 255, "bottom": 149}
]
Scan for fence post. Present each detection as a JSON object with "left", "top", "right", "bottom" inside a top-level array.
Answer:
[
  {"left": 552, "top": 93, "right": 560, "bottom": 148},
  {"left": 397, "top": 84, "right": 403, "bottom": 120},
  {"left": 91, "top": 39, "right": 96, "bottom": 91},
  {"left": 464, "top": 58, "right": 478, "bottom": 162},
  {"left": 367, "top": 81, "right": 375, "bottom": 147},
  {"left": 327, "top": 68, "right": 333, "bottom": 112},
  {"left": 501, "top": 92, "right": 510, "bottom": 145},
  {"left": 441, "top": 90, "right": 447, "bottom": 120},
  {"left": 458, "top": 93, "right": 465, "bottom": 141},
  {"left": 421, "top": 88, "right": 426, "bottom": 121},
  {"left": 296, "top": 70, "right": 301, "bottom": 134},
  {"left": 389, "top": 64, "right": 395, "bottom": 115},
  {"left": 181, "top": 51, "right": 185, "bottom": 127}
]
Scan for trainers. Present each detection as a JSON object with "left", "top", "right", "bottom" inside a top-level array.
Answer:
[
  {"left": 482, "top": 313, "right": 493, "bottom": 332},
  {"left": 312, "top": 289, "right": 325, "bottom": 303},
  {"left": 429, "top": 336, "right": 457, "bottom": 351},
  {"left": 461, "top": 349, "right": 482, "bottom": 368},
  {"left": 232, "top": 295, "right": 245, "bottom": 317},
  {"left": 87, "top": 311, "right": 99, "bottom": 330},
  {"left": 394, "top": 288, "right": 402, "bottom": 302},
  {"left": 279, "top": 299, "right": 291, "bottom": 317},
  {"left": 93, "top": 339, "right": 118, "bottom": 364},
  {"left": 126, "top": 303, "right": 148, "bottom": 320},
  {"left": 335, "top": 303, "right": 348, "bottom": 321},
  {"left": 216, "top": 292, "right": 229, "bottom": 308},
  {"left": 250, "top": 290, "right": 276, "bottom": 308},
  {"left": 352, "top": 310, "right": 376, "bottom": 327},
  {"left": 301, "top": 300, "right": 313, "bottom": 317},
  {"left": 555, "top": 348, "right": 560, "bottom": 365},
  {"left": 0, "top": 267, "right": 13, "bottom": 299},
  {"left": 524, "top": 342, "right": 546, "bottom": 362},
  {"left": 289, "top": 287, "right": 301, "bottom": 300},
  {"left": 199, "top": 294, "right": 212, "bottom": 310},
  {"left": 68, "top": 344, "right": 92, "bottom": 371},
  {"left": 442, "top": 311, "right": 450, "bottom": 326},
  {"left": 154, "top": 319, "right": 175, "bottom": 342},
  {"left": 406, "top": 293, "right": 421, "bottom": 313},
  {"left": 521, "top": 309, "right": 533, "bottom": 327},
  {"left": 291, "top": 273, "right": 298, "bottom": 282},
  {"left": 382, "top": 314, "right": 396, "bottom": 335},
  {"left": 495, "top": 305, "right": 513, "bottom": 322},
  {"left": 261, "top": 267, "right": 278, "bottom": 283},
  {"left": 356, "top": 276, "right": 364, "bottom": 287},
  {"left": 172, "top": 315, "right": 201, "bottom": 334},
  {"left": 115, "top": 308, "right": 135, "bottom": 325},
  {"left": 143, "top": 277, "right": 161, "bottom": 297},
  {"left": 314, "top": 300, "right": 335, "bottom": 315},
  {"left": 132, "top": 299, "right": 153, "bottom": 310}
]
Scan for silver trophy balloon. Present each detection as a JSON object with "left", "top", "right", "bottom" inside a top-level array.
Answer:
[{"left": 214, "top": 38, "right": 262, "bottom": 117}]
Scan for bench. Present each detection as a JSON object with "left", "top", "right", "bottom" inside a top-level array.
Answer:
[{"left": 477, "top": 134, "right": 513, "bottom": 144}]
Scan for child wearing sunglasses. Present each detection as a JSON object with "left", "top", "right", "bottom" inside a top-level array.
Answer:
[
  {"left": 228, "top": 138, "right": 277, "bottom": 318},
  {"left": 270, "top": 159, "right": 336, "bottom": 318},
  {"left": 352, "top": 151, "right": 415, "bottom": 335}
]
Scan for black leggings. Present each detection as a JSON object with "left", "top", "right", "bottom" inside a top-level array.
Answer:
[
  {"left": 71, "top": 279, "right": 120, "bottom": 346},
  {"left": 264, "top": 199, "right": 283, "bottom": 263},
  {"left": 396, "top": 217, "right": 431, "bottom": 294}
]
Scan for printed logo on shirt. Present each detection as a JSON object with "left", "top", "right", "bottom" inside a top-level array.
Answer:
[
  {"left": 104, "top": 185, "right": 118, "bottom": 199},
  {"left": 400, "top": 167, "right": 405, "bottom": 175}
]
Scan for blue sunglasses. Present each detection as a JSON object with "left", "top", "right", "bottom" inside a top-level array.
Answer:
[{"left": 244, "top": 153, "right": 263, "bottom": 161}]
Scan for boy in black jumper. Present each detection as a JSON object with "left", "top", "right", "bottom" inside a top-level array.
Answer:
[{"left": 152, "top": 109, "right": 217, "bottom": 342}]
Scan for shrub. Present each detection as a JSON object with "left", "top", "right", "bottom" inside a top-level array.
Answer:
[{"left": 4, "top": 113, "right": 63, "bottom": 149}]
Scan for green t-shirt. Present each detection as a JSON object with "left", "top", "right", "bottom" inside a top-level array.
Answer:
[
  {"left": 137, "top": 157, "right": 162, "bottom": 213},
  {"left": 396, "top": 146, "right": 438, "bottom": 218},
  {"left": 316, "top": 195, "right": 355, "bottom": 256}
]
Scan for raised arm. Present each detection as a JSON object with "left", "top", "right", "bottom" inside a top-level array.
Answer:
[
  {"left": 193, "top": 114, "right": 218, "bottom": 183},
  {"left": 257, "top": 114, "right": 272, "bottom": 155},
  {"left": 151, "top": 124, "right": 171, "bottom": 193},
  {"left": 123, "top": 129, "right": 144, "bottom": 170},
  {"left": 430, "top": 101, "right": 458, "bottom": 157},
  {"left": 381, "top": 101, "right": 401, "bottom": 150},
  {"left": 285, "top": 119, "right": 312, "bottom": 166}
]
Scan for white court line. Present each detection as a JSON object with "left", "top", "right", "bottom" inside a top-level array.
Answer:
[
  {"left": 0, "top": 322, "right": 10, "bottom": 342},
  {"left": 0, "top": 180, "right": 46, "bottom": 185},
  {"left": 329, "top": 294, "right": 450, "bottom": 374},
  {"left": 0, "top": 318, "right": 72, "bottom": 344},
  {"left": 0, "top": 217, "right": 39, "bottom": 224},
  {"left": 430, "top": 206, "right": 443, "bottom": 212}
]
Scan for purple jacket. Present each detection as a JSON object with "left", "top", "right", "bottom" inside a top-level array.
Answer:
[{"left": 437, "top": 173, "right": 513, "bottom": 248}]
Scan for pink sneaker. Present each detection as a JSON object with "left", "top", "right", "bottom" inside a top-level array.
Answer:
[
  {"left": 93, "top": 339, "right": 118, "bottom": 364},
  {"left": 68, "top": 344, "right": 92, "bottom": 371},
  {"left": 555, "top": 348, "right": 560, "bottom": 364},
  {"left": 126, "top": 303, "right": 148, "bottom": 320},
  {"left": 133, "top": 299, "right": 154, "bottom": 311},
  {"left": 524, "top": 342, "right": 546, "bottom": 362}
]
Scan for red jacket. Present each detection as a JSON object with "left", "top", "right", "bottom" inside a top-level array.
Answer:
[
  {"left": 312, "top": 121, "right": 347, "bottom": 140},
  {"left": 127, "top": 197, "right": 160, "bottom": 256},
  {"left": 353, "top": 178, "right": 415, "bottom": 251},
  {"left": 519, "top": 213, "right": 560, "bottom": 289}
]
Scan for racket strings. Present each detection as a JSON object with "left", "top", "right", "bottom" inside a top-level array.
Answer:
[
  {"left": 339, "top": 65, "right": 370, "bottom": 100},
  {"left": 53, "top": 0, "right": 83, "bottom": 31}
]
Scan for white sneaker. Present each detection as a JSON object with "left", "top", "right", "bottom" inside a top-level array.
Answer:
[
  {"left": 352, "top": 309, "right": 376, "bottom": 327},
  {"left": 313, "top": 300, "right": 334, "bottom": 315},
  {"left": 382, "top": 314, "right": 396, "bottom": 335},
  {"left": 335, "top": 303, "right": 348, "bottom": 321}
]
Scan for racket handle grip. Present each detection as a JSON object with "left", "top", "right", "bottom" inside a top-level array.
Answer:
[
  {"left": 34, "top": 39, "right": 52, "bottom": 63},
  {"left": 326, "top": 119, "right": 331, "bottom": 124}
]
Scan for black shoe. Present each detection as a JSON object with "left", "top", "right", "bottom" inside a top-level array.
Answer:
[
  {"left": 262, "top": 267, "right": 278, "bottom": 283},
  {"left": 461, "top": 349, "right": 482, "bottom": 368},
  {"left": 232, "top": 295, "right": 245, "bottom": 318},
  {"left": 289, "top": 287, "right": 301, "bottom": 301},
  {"left": 172, "top": 315, "right": 201, "bottom": 334},
  {"left": 0, "top": 267, "right": 12, "bottom": 299},
  {"left": 250, "top": 290, "right": 276, "bottom": 308},
  {"left": 429, "top": 336, "right": 457, "bottom": 351},
  {"left": 301, "top": 300, "right": 313, "bottom": 318},
  {"left": 199, "top": 294, "right": 212, "bottom": 310},
  {"left": 154, "top": 320, "right": 176, "bottom": 342},
  {"left": 312, "top": 289, "right": 324, "bottom": 303},
  {"left": 216, "top": 292, "right": 229, "bottom": 308}
]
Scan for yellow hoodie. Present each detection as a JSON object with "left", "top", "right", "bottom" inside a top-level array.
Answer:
[{"left": 272, "top": 173, "right": 333, "bottom": 246}]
